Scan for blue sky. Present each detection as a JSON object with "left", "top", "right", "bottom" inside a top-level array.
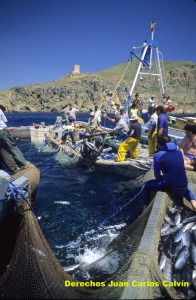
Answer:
[{"left": 0, "top": 0, "right": 195, "bottom": 90}]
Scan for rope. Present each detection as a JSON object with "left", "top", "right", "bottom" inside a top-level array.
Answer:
[
  {"left": 0, "top": 182, "right": 28, "bottom": 203},
  {"left": 96, "top": 161, "right": 154, "bottom": 228},
  {"left": 111, "top": 59, "right": 131, "bottom": 99}
]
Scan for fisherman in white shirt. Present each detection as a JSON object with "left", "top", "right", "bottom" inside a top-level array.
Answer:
[
  {"left": 67, "top": 104, "right": 79, "bottom": 124},
  {"left": 148, "top": 95, "right": 155, "bottom": 108},
  {"left": 94, "top": 105, "right": 102, "bottom": 128}
]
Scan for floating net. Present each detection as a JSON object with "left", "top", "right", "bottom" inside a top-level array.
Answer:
[{"left": 0, "top": 168, "right": 195, "bottom": 299}]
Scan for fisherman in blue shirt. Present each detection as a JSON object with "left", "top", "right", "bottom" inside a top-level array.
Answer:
[
  {"left": 155, "top": 105, "right": 168, "bottom": 136},
  {"left": 143, "top": 134, "right": 196, "bottom": 211}
]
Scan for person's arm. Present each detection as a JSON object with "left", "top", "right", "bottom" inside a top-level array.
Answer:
[
  {"left": 158, "top": 127, "right": 163, "bottom": 136},
  {"left": 104, "top": 114, "right": 115, "bottom": 123},
  {"left": 149, "top": 124, "right": 156, "bottom": 138},
  {"left": 153, "top": 153, "right": 162, "bottom": 180}
]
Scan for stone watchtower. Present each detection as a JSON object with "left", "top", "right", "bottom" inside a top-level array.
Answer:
[{"left": 72, "top": 64, "right": 80, "bottom": 75}]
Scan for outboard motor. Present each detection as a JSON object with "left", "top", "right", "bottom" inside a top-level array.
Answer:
[{"left": 80, "top": 137, "right": 104, "bottom": 163}]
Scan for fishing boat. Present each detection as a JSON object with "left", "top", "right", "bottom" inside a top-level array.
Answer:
[{"left": 46, "top": 129, "right": 152, "bottom": 179}]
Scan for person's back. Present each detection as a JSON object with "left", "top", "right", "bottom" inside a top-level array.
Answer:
[
  {"left": 128, "top": 120, "right": 142, "bottom": 139},
  {"left": 154, "top": 142, "right": 188, "bottom": 189},
  {"left": 143, "top": 134, "right": 196, "bottom": 210}
]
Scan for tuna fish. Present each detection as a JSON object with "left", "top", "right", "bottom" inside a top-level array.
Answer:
[
  {"left": 182, "top": 230, "right": 191, "bottom": 248},
  {"left": 174, "top": 212, "right": 181, "bottom": 226},
  {"left": 182, "top": 222, "right": 196, "bottom": 232},
  {"left": 161, "top": 223, "right": 182, "bottom": 237},
  {"left": 190, "top": 242, "right": 196, "bottom": 264},
  {"left": 174, "top": 246, "right": 189, "bottom": 271},
  {"left": 164, "top": 213, "right": 175, "bottom": 226},
  {"left": 158, "top": 251, "right": 167, "bottom": 270}
]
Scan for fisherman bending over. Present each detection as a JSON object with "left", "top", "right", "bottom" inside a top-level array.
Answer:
[
  {"left": 105, "top": 112, "right": 129, "bottom": 141},
  {"left": 116, "top": 115, "right": 141, "bottom": 161}
]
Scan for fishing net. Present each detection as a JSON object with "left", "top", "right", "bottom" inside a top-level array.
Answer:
[{"left": 0, "top": 168, "right": 195, "bottom": 299}]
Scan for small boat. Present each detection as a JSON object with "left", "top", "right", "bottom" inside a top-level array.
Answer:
[{"left": 46, "top": 132, "right": 152, "bottom": 179}]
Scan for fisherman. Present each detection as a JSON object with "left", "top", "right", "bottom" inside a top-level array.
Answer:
[
  {"left": 94, "top": 105, "right": 102, "bottom": 128},
  {"left": 180, "top": 124, "right": 196, "bottom": 171},
  {"left": 0, "top": 105, "right": 28, "bottom": 174},
  {"left": 61, "top": 123, "right": 76, "bottom": 145},
  {"left": 132, "top": 93, "right": 143, "bottom": 117},
  {"left": 142, "top": 134, "right": 196, "bottom": 211},
  {"left": 155, "top": 105, "right": 168, "bottom": 137},
  {"left": 119, "top": 107, "right": 129, "bottom": 126},
  {"left": 87, "top": 110, "right": 103, "bottom": 135},
  {"left": 146, "top": 107, "right": 158, "bottom": 157},
  {"left": 114, "top": 103, "right": 120, "bottom": 115},
  {"left": 105, "top": 112, "right": 129, "bottom": 141},
  {"left": 148, "top": 95, "right": 155, "bottom": 108},
  {"left": 130, "top": 103, "right": 144, "bottom": 122},
  {"left": 67, "top": 103, "right": 79, "bottom": 124},
  {"left": 132, "top": 93, "right": 140, "bottom": 108},
  {"left": 54, "top": 109, "right": 69, "bottom": 128},
  {"left": 116, "top": 115, "right": 141, "bottom": 161}
]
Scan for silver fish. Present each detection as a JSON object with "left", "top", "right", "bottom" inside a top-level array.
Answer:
[
  {"left": 175, "top": 246, "right": 189, "bottom": 271},
  {"left": 173, "top": 239, "right": 184, "bottom": 257},
  {"left": 183, "top": 215, "right": 196, "bottom": 225},
  {"left": 182, "top": 222, "right": 196, "bottom": 232},
  {"left": 164, "top": 213, "right": 175, "bottom": 226},
  {"left": 174, "top": 228, "right": 184, "bottom": 243},
  {"left": 191, "top": 229, "right": 196, "bottom": 243},
  {"left": 192, "top": 270, "right": 196, "bottom": 280},
  {"left": 191, "top": 224, "right": 196, "bottom": 230},
  {"left": 182, "top": 230, "right": 191, "bottom": 248},
  {"left": 158, "top": 251, "right": 167, "bottom": 270},
  {"left": 163, "top": 257, "right": 173, "bottom": 282},
  {"left": 174, "top": 212, "right": 181, "bottom": 226},
  {"left": 182, "top": 264, "right": 193, "bottom": 286},
  {"left": 190, "top": 242, "right": 196, "bottom": 264},
  {"left": 161, "top": 223, "right": 183, "bottom": 237},
  {"left": 161, "top": 223, "right": 170, "bottom": 233}
]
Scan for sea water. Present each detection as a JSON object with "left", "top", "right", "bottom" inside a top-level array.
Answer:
[{"left": 4, "top": 112, "right": 189, "bottom": 278}]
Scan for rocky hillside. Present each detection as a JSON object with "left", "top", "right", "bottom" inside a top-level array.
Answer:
[{"left": 0, "top": 61, "right": 195, "bottom": 113}]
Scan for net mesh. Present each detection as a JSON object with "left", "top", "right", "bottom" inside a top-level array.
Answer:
[{"left": 0, "top": 166, "right": 195, "bottom": 299}]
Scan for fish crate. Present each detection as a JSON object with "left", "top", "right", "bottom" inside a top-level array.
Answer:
[
  {"left": 174, "top": 118, "right": 188, "bottom": 131},
  {"left": 184, "top": 117, "right": 196, "bottom": 125}
]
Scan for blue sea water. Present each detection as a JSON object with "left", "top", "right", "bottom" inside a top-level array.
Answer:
[{"left": 5, "top": 112, "right": 146, "bottom": 276}]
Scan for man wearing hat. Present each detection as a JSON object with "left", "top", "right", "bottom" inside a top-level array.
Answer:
[{"left": 116, "top": 115, "right": 142, "bottom": 161}]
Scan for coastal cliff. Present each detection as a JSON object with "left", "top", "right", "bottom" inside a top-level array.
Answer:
[{"left": 0, "top": 61, "right": 195, "bottom": 114}]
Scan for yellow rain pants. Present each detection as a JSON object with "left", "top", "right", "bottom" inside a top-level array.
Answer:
[
  {"left": 148, "top": 131, "right": 157, "bottom": 157},
  {"left": 116, "top": 137, "right": 139, "bottom": 162}
]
